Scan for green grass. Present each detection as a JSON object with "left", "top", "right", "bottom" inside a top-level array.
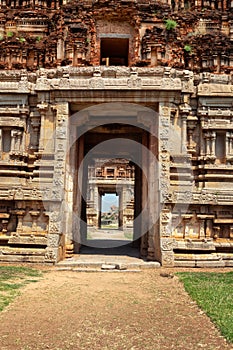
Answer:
[
  {"left": 177, "top": 272, "right": 233, "bottom": 343},
  {"left": 0, "top": 266, "right": 42, "bottom": 312},
  {"left": 124, "top": 231, "right": 133, "bottom": 240}
]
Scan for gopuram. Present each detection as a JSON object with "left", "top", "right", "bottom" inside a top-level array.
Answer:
[{"left": 0, "top": 0, "right": 233, "bottom": 267}]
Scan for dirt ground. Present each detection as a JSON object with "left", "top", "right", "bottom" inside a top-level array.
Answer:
[{"left": 0, "top": 267, "right": 233, "bottom": 350}]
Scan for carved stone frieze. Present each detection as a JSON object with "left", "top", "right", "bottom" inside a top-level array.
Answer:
[
  {"left": 198, "top": 84, "right": 233, "bottom": 96},
  {"left": 34, "top": 69, "right": 182, "bottom": 92},
  {"left": 9, "top": 234, "right": 47, "bottom": 245},
  {"left": 0, "top": 187, "right": 50, "bottom": 201}
]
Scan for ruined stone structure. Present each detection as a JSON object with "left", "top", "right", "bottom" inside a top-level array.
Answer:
[{"left": 0, "top": 0, "right": 233, "bottom": 266}]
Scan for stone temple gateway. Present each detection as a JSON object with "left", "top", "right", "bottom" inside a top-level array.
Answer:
[{"left": 0, "top": 0, "right": 233, "bottom": 267}]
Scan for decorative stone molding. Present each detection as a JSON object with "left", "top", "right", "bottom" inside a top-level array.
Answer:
[{"left": 161, "top": 238, "right": 176, "bottom": 251}]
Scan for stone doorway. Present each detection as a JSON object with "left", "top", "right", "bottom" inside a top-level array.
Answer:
[{"left": 67, "top": 103, "right": 160, "bottom": 262}]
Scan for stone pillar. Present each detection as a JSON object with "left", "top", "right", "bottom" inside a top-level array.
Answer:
[
  {"left": 89, "top": 185, "right": 94, "bottom": 201},
  {"left": 159, "top": 103, "right": 174, "bottom": 266},
  {"left": 179, "top": 103, "right": 191, "bottom": 153},
  {"left": 45, "top": 102, "right": 69, "bottom": 263},
  {"left": 187, "top": 116, "right": 197, "bottom": 154},
  {"left": 30, "top": 210, "right": 40, "bottom": 233},
  {"left": 10, "top": 129, "right": 17, "bottom": 153},
  {"left": 15, "top": 130, "right": 22, "bottom": 152},
  {"left": 181, "top": 114, "right": 187, "bottom": 152},
  {"left": 57, "top": 38, "right": 65, "bottom": 63},
  {"left": 211, "top": 131, "right": 216, "bottom": 157},
  {"left": 30, "top": 112, "right": 40, "bottom": 151},
  {"left": 204, "top": 131, "right": 211, "bottom": 156},
  {"left": 20, "top": 107, "right": 28, "bottom": 150},
  {"left": 199, "top": 220, "right": 205, "bottom": 239},
  {"left": 182, "top": 214, "right": 193, "bottom": 239},
  {"left": 147, "top": 118, "right": 160, "bottom": 261},
  {"left": 0, "top": 129, "right": 2, "bottom": 154},
  {"left": 230, "top": 132, "right": 233, "bottom": 155},
  {"left": 121, "top": 187, "right": 127, "bottom": 231},
  {"left": 15, "top": 210, "right": 25, "bottom": 234},
  {"left": 226, "top": 131, "right": 233, "bottom": 158},
  {"left": 140, "top": 131, "right": 149, "bottom": 257},
  {"left": 37, "top": 102, "right": 48, "bottom": 153},
  {"left": 46, "top": 203, "right": 63, "bottom": 263}
]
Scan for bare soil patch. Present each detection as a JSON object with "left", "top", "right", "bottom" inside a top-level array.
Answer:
[{"left": 0, "top": 267, "right": 233, "bottom": 350}]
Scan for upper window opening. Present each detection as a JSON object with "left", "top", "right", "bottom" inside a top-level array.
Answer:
[{"left": 100, "top": 38, "right": 129, "bottom": 66}]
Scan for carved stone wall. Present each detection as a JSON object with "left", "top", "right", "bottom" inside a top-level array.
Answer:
[{"left": 0, "top": 2, "right": 233, "bottom": 266}]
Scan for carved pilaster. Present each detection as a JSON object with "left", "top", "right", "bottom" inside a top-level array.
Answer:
[
  {"left": 30, "top": 111, "right": 40, "bottom": 151},
  {"left": 179, "top": 103, "right": 191, "bottom": 153},
  {"left": 226, "top": 132, "right": 233, "bottom": 163},
  {"left": 30, "top": 210, "right": 40, "bottom": 233},
  {"left": 15, "top": 210, "right": 25, "bottom": 234},
  {"left": 37, "top": 102, "right": 49, "bottom": 152},
  {"left": 0, "top": 129, "right": 2, "bottom": 154},
  {"left": 159, "top": 103, "right": 171, "bottom": 203},
  {"left": 20, "top": 107, "right": 28, "bottom": 151},
  {"left": 10, "top": 129, "right": 17, "bottom": 153},
  {"left": 211, "top": 131, "right": 216, "bottom": 157},
  {"left": 203, "top": 130, "right": 216, "bottom": 163},
  {"left": 181, "top": 214, "right": 193, "bottom": 239}
]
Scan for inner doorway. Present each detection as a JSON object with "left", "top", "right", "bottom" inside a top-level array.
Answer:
[
  {"left": 86, "top": 158, "right": 135, "bottom": 244},
  {"left": 76, "top": 123, "right": 146, "bottom": 253}
]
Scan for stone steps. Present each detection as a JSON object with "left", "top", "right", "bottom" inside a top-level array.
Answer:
[
  {"left": 56, "top": 260, "right": 160, "bottom": 272},
  {"left": 56, "top": 267, "right": 142, "bottom": 273}
]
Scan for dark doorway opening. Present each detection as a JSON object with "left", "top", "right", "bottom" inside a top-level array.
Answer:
[
  {"left": 100, "top": 38, "right": 129, "bottom": 66},
  {"left": 78, "top": 124, "right": 145, "bottom": 252}
]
